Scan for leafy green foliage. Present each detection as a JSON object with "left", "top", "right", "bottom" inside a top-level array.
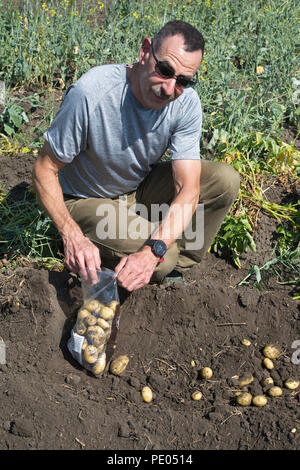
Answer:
[
  {"left": 0, "top": 94, "right": 40, "bottom": 136},
  {"left": 0, "top": 0, "right": 298, "bottom": 278},
  {"left": 212, "top": 208, "right": 256, "bottom": 268},
  {"left": 0, "top": 188, "right": 63, "bottom": 265}
]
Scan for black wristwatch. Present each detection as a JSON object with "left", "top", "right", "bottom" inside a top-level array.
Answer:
[{"left": 144, "top": 239, "right": 167, "bottom": 263}]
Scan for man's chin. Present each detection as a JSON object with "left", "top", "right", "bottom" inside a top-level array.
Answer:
[{"left": 147, "top": 90, "right": 173, "bottom": 109}]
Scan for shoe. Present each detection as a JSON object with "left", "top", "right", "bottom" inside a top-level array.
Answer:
[{"left": 160, "top": 269, "right": 188, "bottom": 286}]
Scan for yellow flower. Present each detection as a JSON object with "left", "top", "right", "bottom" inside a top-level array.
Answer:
[
  {"left": 98, "top": 1, "right": 104, "bottom": 8},
  {"left": 256, "top": 65, "right": 265, "bottom": 74},
  {"left": 132, "top": 12, "right": 139, "bottom": 19},
  {"left": 41, "top": 3, "right": 47, "bottom": 9},
  {"left": 49, "top": 9, "right": 56, "bottom": 16}
]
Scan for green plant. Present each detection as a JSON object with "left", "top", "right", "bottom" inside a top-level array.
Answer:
[
  {"left": 0, "top": 187, "right": 63, "bottom": 267},
  {"left": 211, "top": 206, "right": 256, "bottom": 268}
]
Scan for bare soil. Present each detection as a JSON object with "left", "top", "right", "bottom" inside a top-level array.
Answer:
[{"left": 0, "top": 152, "right": 299, "bottom": 451}]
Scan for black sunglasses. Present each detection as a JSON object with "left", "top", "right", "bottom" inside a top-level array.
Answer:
[{"left": 151, "top": 39, "right": 198, "bottom": 89}]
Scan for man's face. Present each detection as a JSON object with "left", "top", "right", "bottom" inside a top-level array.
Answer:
[{"left": 135, "top": 34, "right": 202, "bottom": 110}]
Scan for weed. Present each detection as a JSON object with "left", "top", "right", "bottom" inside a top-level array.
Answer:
[{"left": 0, "top": 187, "right": 63, "bottom": 268}]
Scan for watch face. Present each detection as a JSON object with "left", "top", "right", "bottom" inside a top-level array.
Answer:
[{"left": 153, "top": 240, "right": 167, "bottom": 257}]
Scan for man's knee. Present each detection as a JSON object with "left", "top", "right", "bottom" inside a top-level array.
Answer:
[
  {"left": 217, "top": 162, "right": 240, "bottom": 203},
  {"left": 201, "top": 161, "right": 240, "bottom": 207}
]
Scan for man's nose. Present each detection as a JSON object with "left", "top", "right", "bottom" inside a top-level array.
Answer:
[{"left": 161, "top": 77, "right": 177, "bottom": 97}]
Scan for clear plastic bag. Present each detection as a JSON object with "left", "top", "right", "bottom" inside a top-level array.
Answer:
[{"left": 67, "top": 269, "right": 120, "bottom": 377}]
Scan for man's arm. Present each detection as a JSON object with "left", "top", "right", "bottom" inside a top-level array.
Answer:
[
  {"left": 32, "top": 141, "right": 101, "bottom": 281},
  {"left": 115, "top": 159, "right": 201, "bottom": 291}
]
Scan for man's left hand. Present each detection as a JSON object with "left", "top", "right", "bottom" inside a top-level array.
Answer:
[{"left": 114, "top": 249, "right": 159, "bottom": 291}]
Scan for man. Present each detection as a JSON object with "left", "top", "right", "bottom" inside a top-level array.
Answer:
[{"left": 33, "top": 21, "right": 240, "bottom": 292}]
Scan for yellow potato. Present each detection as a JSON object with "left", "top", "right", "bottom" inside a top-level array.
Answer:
[
  {"left": 77, "top": 308, "right": 90, "bottom": 321},
  {"left": 110, "top": 355, "right": 129, "bottom": 375},
  {"left": 75, "top": 319, "right": 86, "bottom": 336},
  {"left": 191, "top": 391, "right": 202, "bottom": 401},
  {"left": 190, "top": 360, "right": 196, "bottom": 367},
  {"left": 81, "top": 338, "right": 88, "bottom": 351},
  {"left": 241, "top": 339, "right": 251, "bottom": 347},
  {"left": 236, "top": 392, "right": 252, "bottom": 406},
  {"left": 141, "top": 386, "right": 153, "bottom": 403},
  {"left": 92, "top": 353, "right": 106, "bottom": 376},
  {"left": 86, "top": 325, "right": 106, "bottom": 347},
  {"left": 97, "top": 344, "right": 105, "bottom": 353},
  {"left": 239, "top": 373, "right": 254, "bottom": 387},
  {"left": 83, "top": 345, "right": 98, "bottom": 364},
  {"left": 263, "top": 358, "right": 274, "bottom": 370},
  {"left": 200, "top": 367, "right": 213, "bottom": 379},
  {"left": 101, "top": 306, "right": 115, "bottom": 321},
  {"left": 268, "top": 386, "right": 283, "bottom": 397},
  {"left": 85, "top": 314, "right": 97, "bottom": 326},
  {"left": 85, "top": 299, "right": 102, "bottom": 312},
  {"left": 284, "top": 379, "right": 299, "bottom": 390},
  {"left": 261, "top": 377, "right": 274, "bottom": 387},
  {"left": 97, "top": 318, "right": 111, "bottom": 330},
  {"left": 109, "top": 300, "right": 119, "bottom": 312},
  {"left": 252, "top": 395, "right": 268, "bottom": 407},
  {"left": 263, "top": 344, "right": 280, "bottom": 359}
]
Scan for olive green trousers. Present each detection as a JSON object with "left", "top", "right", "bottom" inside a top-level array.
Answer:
[{"left": 64, "top": 160, "right": 240, "bottom": 282}]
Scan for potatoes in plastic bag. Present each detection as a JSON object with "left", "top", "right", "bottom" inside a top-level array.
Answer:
[{"left": 67, "top": 269, "right": 120, "bottom": 377}]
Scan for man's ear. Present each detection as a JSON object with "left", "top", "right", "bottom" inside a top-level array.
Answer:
[{"left": 139, "top": 37, "right": 152, "bottom": 64}]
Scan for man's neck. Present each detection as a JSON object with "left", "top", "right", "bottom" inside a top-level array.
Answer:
[{"left": 126, "top": 63, "right": 142, "bottom": 105}]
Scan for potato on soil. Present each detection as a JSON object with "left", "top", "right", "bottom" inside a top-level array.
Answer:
[
  {"left": 252, "top": 395, "right": 268, "bottom": 407},
  {"left": 260, "top": 377, "right": 274, "bottom": 387},
  {"left": 241, "top": 339, "right": 251, "bottom": 347},
  {"left": 141, "top": 386, "right": 153, "bottom": 403},
  {"left": 236, "top": 392, "right": 252, "bottom": 406},
  {"left": 268, "top": 386, "right": 283, "bottom": 397},
  {"left": 284, "top": 379, "right": 299, "bottom": 390},
  {"left": 110, "top": 355, "right": 129, "bottom": 375},
  {"left": 191, "top": 391, "right": 202, "bottom": 401},
  {"left": 263, "top": 344, "right": 280, "bottom": 359},
  {"left": 263, "top": 358, "right": 274, "bottom": 370},
  {"left": 200, "top": 367, "right": 213, "bottom": 379},
  {"left": 239, "top": 373, "right": 254, "bottom": 387}
]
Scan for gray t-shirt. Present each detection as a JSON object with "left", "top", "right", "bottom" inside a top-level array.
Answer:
[{"left": 44, "top": 64, "right": 202, "bottom": 199}]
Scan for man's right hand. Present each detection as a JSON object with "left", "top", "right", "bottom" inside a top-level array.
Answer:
[{"left": 62, "top": 228, "right": 101, "bottom": 284}]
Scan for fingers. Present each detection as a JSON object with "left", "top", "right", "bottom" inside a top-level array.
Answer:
[
  {"left": 114, "top": 257, "right": 128, "bottom": 277},
  {"left": 63, "top": 234, "right": 101, "bottom": 284},
  {"left": 115, "top": 254, "right": 155, "bottom": 292}
]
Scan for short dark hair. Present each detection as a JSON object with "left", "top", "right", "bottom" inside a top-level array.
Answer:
[{"left": 153, "top": 20, "right": 205, "bottom": 55}]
